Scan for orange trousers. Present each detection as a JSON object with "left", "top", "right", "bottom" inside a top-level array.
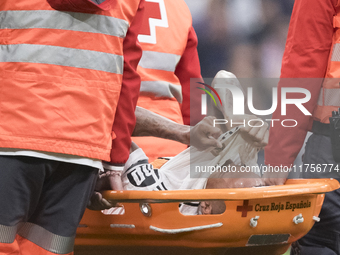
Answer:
[{"left": 0, "top": 235, "right": 73, "bottom": 255}]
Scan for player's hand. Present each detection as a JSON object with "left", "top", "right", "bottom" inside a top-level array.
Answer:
[
  {"left": 190, "top": 116, "right": 223, "bottom": 150},
  {"left": 239, "top": 115, "right": 269, "bottom": 148}
]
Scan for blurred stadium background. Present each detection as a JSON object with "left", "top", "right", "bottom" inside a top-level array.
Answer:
[{"left": 185, "top": 1, "right": 295, "bottom": 254}]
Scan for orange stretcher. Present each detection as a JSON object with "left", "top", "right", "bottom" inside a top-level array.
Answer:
[{"left": 75, "top": 179, "right": 339, "bottom": 250}]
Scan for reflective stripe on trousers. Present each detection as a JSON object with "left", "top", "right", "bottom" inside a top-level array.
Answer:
[{"left": 0, "top": 222, "right": 74, "bottom": 255}]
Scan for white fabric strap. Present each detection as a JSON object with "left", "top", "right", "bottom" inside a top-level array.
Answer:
[
  {"left": 149, "top": 223, "right": 223, "bottom": 234},
  {"left": 102, "top": 163, "right": 124, "bottom": 172}
]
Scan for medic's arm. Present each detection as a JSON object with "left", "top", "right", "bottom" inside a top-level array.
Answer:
[
  {"left": 264, "top": 0, "right": 337, "bottom": 184},
  {"left": 106, "top": 0, "right": 145, "bottom": 187},
  {"left": 175, "top": 26, "right": 204, "bottom": 126},
  {"left": 109, "top": 0, "right": 144, "bottom": 165}
]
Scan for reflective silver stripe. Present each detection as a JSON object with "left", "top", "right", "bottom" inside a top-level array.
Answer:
[
  {"left": 91, "top": 0, "right": 106, "bottom": 4},
  {"left": 0, "top": 10, "right": 129, "bottom": 38},
  {"left": 110, "top": 224, "right": 135, "bottom": 228},
  {"left": 0, "top": 44, "right": 123, "bottom": 74},
  {"left": 247, "top": 234, "right": 290, "bottom": 246},
  {"left": 18, "top": 222, "right": 74, "bottom": 254},
  {"left": 138, "top": 51, "right": 181, "bottom": 72},
  {"left": 140, "top": 81, "right": 183, "bottom": 103},
  {"left": 0, "top": 224, "right": 20, "bottom": 243},
  {"left": 317, "top": 88, "right": 340, "bottom": 107},
  {"left": 332, "top": 43, "right": 340, "bottom": 61}
]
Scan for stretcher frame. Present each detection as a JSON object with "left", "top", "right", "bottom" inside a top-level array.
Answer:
[{"left": 76, "top": 179, "right": 339, "bottom": 249}]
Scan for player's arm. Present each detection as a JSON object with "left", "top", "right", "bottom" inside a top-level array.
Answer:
[
  {"left": 133, "top": 106, "right": 191, "bottom": 145},
  {"left": 133, "top": 107, "right": 223, "bottom": 150}
]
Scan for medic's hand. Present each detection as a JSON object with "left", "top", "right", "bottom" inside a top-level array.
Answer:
[
  {"left": 87, "top": 164, "right": 124, "bottom": 210},
  {"left": 190, "top": 116, "right": 223, "bottom": 150},
  {"left": 87, "top": 171, "right": 116, "bottom": 210},
  {"left": 262, "top": 171, "right": 289, "bottom": 186},
  {"left": 239, "top": 115, "right": 269, "bottom": 148},
  {"left": 87, "top": 191, "right": 116, "bottom": 211},
  {"left": 102, "top": 163, "right": 124, "bottom": 191}
]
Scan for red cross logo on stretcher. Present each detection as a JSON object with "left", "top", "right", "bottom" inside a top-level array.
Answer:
[
  {"left": 138, "top": 0, "right": 169, "bottom": 44},
  {"left": 237, "top": 200, "right": 253, "bottom": 217}
]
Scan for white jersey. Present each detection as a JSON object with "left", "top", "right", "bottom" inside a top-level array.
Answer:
[
  {"left": 120, "top": 127, "right": 260, "bottom": 215},
  {"left": 121, "top": 147, "right": 205, "bottom": 215},
  {"left": 122, "top": 148, "right": 196, "bottom": 191}
]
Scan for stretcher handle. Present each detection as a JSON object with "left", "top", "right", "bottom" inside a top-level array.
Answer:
[
  {"left": 102, "top": 179, "right": 340, "bottom": 203},
  {"left": 149, "top": 223, "right": 223, "bottom": 234}
]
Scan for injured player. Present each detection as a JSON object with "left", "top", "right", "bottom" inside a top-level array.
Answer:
[
  {"left": 93, "top": 123, "right": 264, "bottom": 215},
  {"left": 88, "top": 71, "right": 269, "bottom": 215}
]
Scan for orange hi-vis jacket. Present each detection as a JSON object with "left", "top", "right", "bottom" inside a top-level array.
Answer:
[
  {"left": 265, "top": 0, "right": 340, "bottom": 167},
  {"left": 0, "top": 0, "right": 141, "bottom": 162},
  {"left": 133, "top": 0, "right": 202, "bottom": 161},
  {"left": 314, "top": 8, "right": 340, "bottom": 123}
]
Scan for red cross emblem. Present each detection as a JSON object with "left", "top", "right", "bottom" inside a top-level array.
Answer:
[
  {"left": 139, "top": 1, "right": 162, "bottom": 36},
  {"left": 237, "top": 200, "right": 253, "bottom": 217},
  {"left": 138, "top": 0, "right": 168, "bottom": 44}
]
